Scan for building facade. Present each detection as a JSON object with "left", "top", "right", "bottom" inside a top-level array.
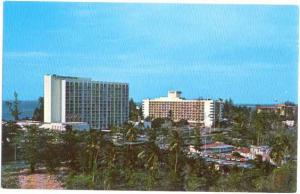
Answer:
[
  {"left": 256, "top": 104, "right": 297, "bottom": 118},
  {"left": 44, "top": 75, "right": 129, "bottom": 129},
  {"left": 142, "top": 91, "right": 223, "bottom": 128}
]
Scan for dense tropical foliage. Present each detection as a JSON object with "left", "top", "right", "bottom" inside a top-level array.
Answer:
[{"left": 1, "top": 96, "right": 297, "bottom": 191}]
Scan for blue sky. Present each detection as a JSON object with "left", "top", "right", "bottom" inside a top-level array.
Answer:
[{"left": 3, "top": 2, "right": 299, "bottom": 104}]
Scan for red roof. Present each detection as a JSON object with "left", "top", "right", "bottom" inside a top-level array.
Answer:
[
  {"left": 201, "top": 142, "right": 234, "bottom": 149},
  {"left": 235, "top": 147, "right": 250, "bottom": 153}
]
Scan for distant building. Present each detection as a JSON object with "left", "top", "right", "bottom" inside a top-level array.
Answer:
[
  {"left": 250, "top": 145, "right": 275, "bottom": 164},
  {"left": 256, "top": 104, "right": 297, "bottom": 117},
  {"left": 201, "top": 142, "right": 234, "bottom": 153},
  {"left": 256, "top": 105, "right": 276, "bottom": 113},
  {"left": 44, "top": 74, "right": 129, "bottom": 129},
  {"left": 40, "top": 122, "right": 90, "bottom": 131},
  {"left": 282, "top": 120, "right": 295, "bottom": 127},
  {"left": 250, "top": 145, "right": 271, "bottom": 156},
  {"left": 142, "top": 91, "right": 223, "bottom": 128},
  {"left": 16, "top": 120, "right": 41, "bottom": 130},
  {"left": 234, "top": 147, "right": 252, "bottom": 159}
]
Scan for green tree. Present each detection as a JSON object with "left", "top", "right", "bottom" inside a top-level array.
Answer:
[
  {"left": 32, "top": 97, "right": 44, "bottom": 121},
  {"left": 193, "top": 128, "right": 202, "bottom": 151},
  {"left": 174, "top": 119, "right": 188, "bottom": 127},
  {"left": 169, "top": 130, "right": 182, "bottom": 174},
  {"left": 253, "top": 111, "right": 273, "bottom": 145},
  {"left": 185, "top": 174, "right": 206, "bottom": 191},
  {"left": 184, "top": 158, "right": 207, "bottom": 191},
  {"left": 39, "top": 129, "right": 62, "bottom": 172},
  {"left": 60, "top": 126, "right": 80, "bottom": 171},
  {"left": 102, "top": 142, "right": 118, "bottom": 190},
  {"left": 129, "top": 98, "right": 139, "bottom": 121},
  {"left": 168, "top": 110, "right": 173, "bottom": 120},
  {"left": 269, "top": 161, "right": 296, "bottom": 192},
  {"left": 6, "top": 91, "right": 21, "bottom": 121},
  {"left": 122, "top": 125, "right": 139, "bottom": 188},
  {"left": 233, "top": 108, "right": 250, "bottom": 131},
  {"left": 125, "top": 125, "right": 138, "bottom": 143},
  {"left": 253, "top": 160, "right": 297, "bottom": 192},
  {"left": 138, "top": 138, "right": 161, "bottom": 190},
  {"left": 223, "top": 98, "right": 234, "bottom": 121},
  {"left": 270, "top": 132, "right": 291, "bottom": 166},
  {"left": 23, "top": 125, "right": 41, "bottom": 173},
  {"left": 65, "top": 174, "right": 94, "bottom": 189},
  {"left": 2, "top": 122, "right": 22, "bottom": 162},
  {"left": 85, "top": 130, "right": 103, "bottom": 184},
  {"left": 167, "top": 129, "right": 185, "bottom": 190},
  {"left": 152, "top": 118, "right": 165, "bottom": 129}
]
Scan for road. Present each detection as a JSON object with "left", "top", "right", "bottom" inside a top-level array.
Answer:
[{"left": 18, "top": 168, "right": 63, "bottom": 189}]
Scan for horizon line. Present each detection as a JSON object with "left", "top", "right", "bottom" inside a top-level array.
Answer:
[{"left": 2, "top": 98, "right": 297, "bottom": 105}]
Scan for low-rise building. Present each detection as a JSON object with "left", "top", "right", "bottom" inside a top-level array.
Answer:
[
  {"left": 256, "top": 104, "right": 297, "bottom": 117},
  {"left": 234, "top": 147, "right": 252, "bottom": 159},
  {"left": 282, "top": 120, "right": 295, "bottom": 127},
  {"left": 250, "top": 145, "right": 271, "bottom": 156},
  {"left": 16, "top": 120, "right": 41, "bottom": 130},
  {"left": 249, "top": 145, "right": 275, "bottom": 163},
  {"left": 40, "top": 122, "right": 90, "bottom": 131},
  {"left": 201, "top": 142, "right": 234, "bottom": 153}
]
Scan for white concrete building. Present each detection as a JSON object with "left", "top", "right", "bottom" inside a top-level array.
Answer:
[
  {"left": 142, "top": 91, "right": 223, "bottom": 128},
  {"left": 44, "top": 74, "right": 129, "bottom": 129},
  {"left": 40, "top": 122, "right": 90, "bottom": 131},
  {"left": 16, "top": 120, "right": 41, "bottom": 130}
]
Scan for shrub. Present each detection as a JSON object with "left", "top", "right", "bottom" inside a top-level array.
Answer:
[{"left": 65, "top": 174, "right": 94, "bottom": 190}]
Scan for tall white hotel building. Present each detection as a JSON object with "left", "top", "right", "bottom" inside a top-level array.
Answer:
[{"left": 44, "top": 75, "right": 129, "bottom": 129}]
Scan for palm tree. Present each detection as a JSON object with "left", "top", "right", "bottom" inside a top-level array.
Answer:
[
  {"left": 60, "top": 126, "right": 80, "bottom": 171},
  {"left": 169, "top": 130, "right": 182, "bottom": 174},
  {"left": 32, "top": 97, "right": 44, "bottom": 121},
  {"left": 167, "top": 129, "right": 184, "bottom": 190},
  {"left": 138, "top": 130, "right": 161, "bottom": 190},
  {"left": 193, "top": 128, "right": 202, "bottom": 151},
  {"left": 121, "top": 124, "right": 139, "bottom": 188},
  {"left": 2, "top": 122, "right": 23, "bottom": 163},
  {"left": 6, "top": 91, "right": 21, "bottom": 121},
  {"left": 23, "top": 125, "right": 40, "bottom": 173},
  {"left": 84, "top": 130, "right": 103, "bottom": 184},
  {"left": 124, "top": 123, "right": 138, "bottom": 147},
  {"left": 126, "top": 125, "right": 138, "bottom": 143},
  {"left": 102, "top": 142, "right": 118, "bottom": 190},
  {"left": 270, "top": 134, "right": 291, "bottom": 166}
]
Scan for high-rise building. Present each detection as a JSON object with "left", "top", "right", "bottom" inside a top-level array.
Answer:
[
  {"left": 44, "top": 74, "right": 129, "bottom": 129},
  {"left": 142, "top": 91, "right": 223, "bottom": 128}
]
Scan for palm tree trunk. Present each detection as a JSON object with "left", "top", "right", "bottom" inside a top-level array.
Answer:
[
  {"left": 175, "top": 149, "right": 178, "bottom": 174},
  {"left": 92, "top": 150, "right": 98, "bottom": 184}
]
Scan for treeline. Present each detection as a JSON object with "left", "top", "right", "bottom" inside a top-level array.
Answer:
[
  {"left": 216, "top": 99, "right": 297, "bottom": 147},
  {"left": 2, "top": 122, "right": 296, "bottom": 192}
]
